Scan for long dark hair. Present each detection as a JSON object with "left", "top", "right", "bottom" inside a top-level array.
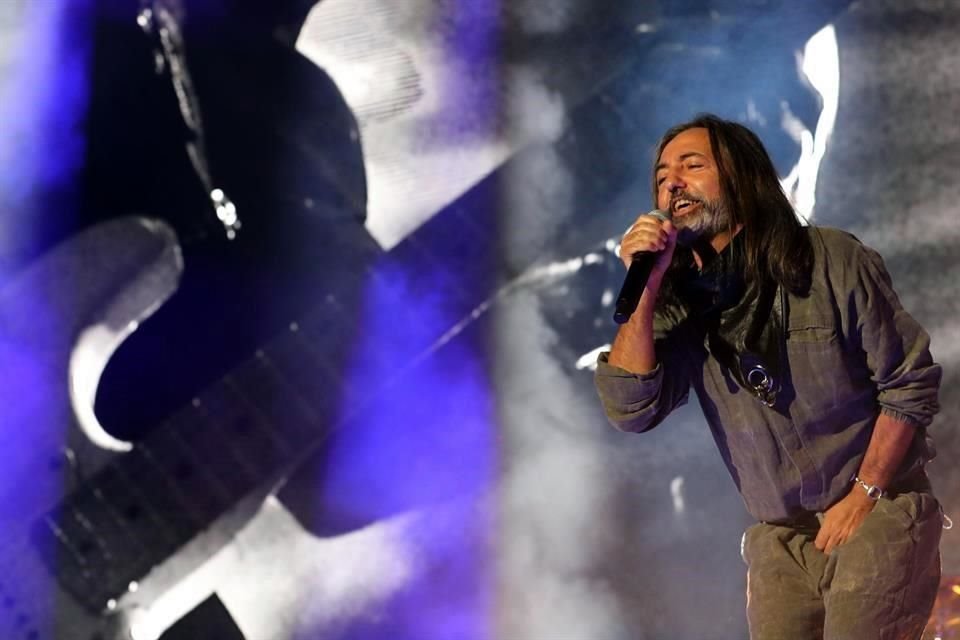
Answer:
[{"left": 652, "top": 114, "right": 813, "bottom": 297}]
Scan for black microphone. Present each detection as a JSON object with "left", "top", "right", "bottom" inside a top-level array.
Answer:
[{"left": 613, "top": 209, "right": 672, "bottom": 324}]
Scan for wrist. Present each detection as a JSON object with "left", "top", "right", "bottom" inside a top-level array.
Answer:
[{"left": 644, "top": 272, "right": 665, "bottom": 297}]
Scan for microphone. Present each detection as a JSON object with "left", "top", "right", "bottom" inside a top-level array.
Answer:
[{"left": 613, "top": 209, "right": 672, "bottom": 324}]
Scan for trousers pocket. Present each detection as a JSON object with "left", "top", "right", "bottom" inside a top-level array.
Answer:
[{"left": 880, "top": 490, "right": 941, "bottom": 531}]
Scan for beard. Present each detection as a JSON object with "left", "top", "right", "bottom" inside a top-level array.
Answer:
[{"left": 671, "top": 191, "right": 732, "bottom": 247}]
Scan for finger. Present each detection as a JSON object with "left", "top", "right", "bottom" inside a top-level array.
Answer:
[
  {"left": 619, "top": 212, "right": 675, "bottom": 268},
  {"left": 814, "top": 529, "right": 827, "bottom": 552},
  {"left": 662, "top": 219, "right": 677, "bottom": 238},
  {"left": 620, "top": 228, "right": 668, "bottom": 258},
  {"left": 628, "top": 221, "right": 669, "bottom": 244},
  {"left": 827, "top": 530, "right": 848, "bottom": 554},
  {"left": 622, "top": 223, "right": 657, "bottom": 245},
  {"left": 824, "top": 536, "right": 836, "bottom": 555},
  {"left": 631, "top": 211, "right": 669, "bottom": 230}
]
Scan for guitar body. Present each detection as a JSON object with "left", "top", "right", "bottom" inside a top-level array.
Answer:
[
  {"left": 0, "top": 7, "right": 492, "bottom": 638},
  {"left": 80, "top": 2, "right": 371, "bottom": 442},
  {"left": 0, "top": 217, "right": 183, "bottom": 639},
  {"left": 0, "top": 217, "right": 440, "bottom": 640}
]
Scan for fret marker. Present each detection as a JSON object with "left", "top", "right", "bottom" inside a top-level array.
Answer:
[
  {"left": 128, "top": 581, "right": 139, "bottom": 593},
  {"left": 191, "top": 398, "right": 201, "bottom": 408},
  {"left": 107, "top": 598, "right": 117, "bottom": 611},
  {"left": 289, "top": 322, "right": 300, "bottom": 332}
]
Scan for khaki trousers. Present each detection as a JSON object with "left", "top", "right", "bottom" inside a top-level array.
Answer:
[{"left": 742, "top": 487, "right": 942, "bottom": 640}]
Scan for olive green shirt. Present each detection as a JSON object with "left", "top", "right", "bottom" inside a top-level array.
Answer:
[{"left": 595, "top": 227, "right": 941, "bottom": 522}]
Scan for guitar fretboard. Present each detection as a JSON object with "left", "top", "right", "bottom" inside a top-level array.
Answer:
[
  {"left": 33, "top": 179, "right": 491, "bottom": 614},
  {"left": 33, "top": 294, "right": 358, "bottom": 611}
]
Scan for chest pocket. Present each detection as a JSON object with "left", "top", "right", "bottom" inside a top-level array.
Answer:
[{"left": 785, "top": 321, "right": 874, "bottom": 432}]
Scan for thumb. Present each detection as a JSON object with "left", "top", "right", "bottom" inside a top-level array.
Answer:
[
  {"left": 658, "top": 220, "right": 679, "bottom": 260},
  {"left": 662, "top": 220, "right": 678, "bottom": 246},
  {"left": 649, "top": 219, "right": 678, "bottom": 283}
]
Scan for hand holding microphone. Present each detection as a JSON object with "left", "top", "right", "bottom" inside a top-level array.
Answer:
[{"left": 613, "top": 209, "right": 677, "bottom": 324}]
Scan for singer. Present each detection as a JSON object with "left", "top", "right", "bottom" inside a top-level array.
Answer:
[{"left": 595, "top": 115, "right": 943, "bottom": 639}]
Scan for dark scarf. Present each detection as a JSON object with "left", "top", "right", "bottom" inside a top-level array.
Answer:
[{"left": 675, "top": 233, "right": 784, "bottom": 407}]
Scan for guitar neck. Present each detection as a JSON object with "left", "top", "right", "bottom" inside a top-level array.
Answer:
[{"left": 35, "top": 294, "right": 356, "bottom": 612}]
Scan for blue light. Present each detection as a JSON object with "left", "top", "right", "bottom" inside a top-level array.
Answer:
[
  {"left": 0, "top": 1, "right": 93, "bottom": 635},
  {"left": 0, "top": 0, "right": 92, "bottom": 276}
]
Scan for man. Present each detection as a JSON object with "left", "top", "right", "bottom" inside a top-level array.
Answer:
[{"left": 595, "top": 114, "right": 943, "bottom": 639}]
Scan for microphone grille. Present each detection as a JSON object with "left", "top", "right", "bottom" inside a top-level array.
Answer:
[{"left": 649, "top": 208, "right": 672, "bottom": 222}]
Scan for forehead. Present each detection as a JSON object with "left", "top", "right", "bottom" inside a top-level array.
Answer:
[{"left": 657, "top": 127, "right": 713, "bottom": 167}]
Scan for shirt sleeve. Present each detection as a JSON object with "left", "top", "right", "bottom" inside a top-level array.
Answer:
[
  {"left": 851, "top": 242, "right": 942, "bottom": 427},
  {"left": 594, "top": 329, "right": 692, "bottom": 433}
]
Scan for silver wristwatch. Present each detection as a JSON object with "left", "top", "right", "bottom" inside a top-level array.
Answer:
[{"left": 853, "top": 475, "right": 884, "bottom": 500}]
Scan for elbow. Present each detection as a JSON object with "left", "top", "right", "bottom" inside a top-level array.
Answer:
[
  {"left": 595, "top": 362, "right": 681, "bottom": 434},
  {"left": 603, "top": 403, "right": 665, "bottom": 434}
]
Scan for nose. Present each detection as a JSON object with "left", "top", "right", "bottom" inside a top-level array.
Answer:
[
  {"left": 663, "top": 173, "right": 686, "bottom": 193},
  {"left": 659, "top": 172, "right": 687, "bottom": 210}
]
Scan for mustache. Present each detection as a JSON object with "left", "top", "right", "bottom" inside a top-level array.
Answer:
[{"left": 669, "top": 191, "right": 704, "bottom": 207}]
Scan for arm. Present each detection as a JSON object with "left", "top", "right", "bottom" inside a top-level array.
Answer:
[
  {"left": 815, "top": 412, "right": 916, "bottom": 553},
  {"left": 595, "top": 321, "right": 693, "bottom": 433},
  {"left": 595, "top": 216, "right": 690, "bottom": 432},
  {"left": 815, "top": 238, "right": 941, "bottom": 553},
  {"left": 607, "top": 283, "right": 661, "bottom": 374},
  {"left": 607, "top": 215, "right": 678, "bottom": 373}
]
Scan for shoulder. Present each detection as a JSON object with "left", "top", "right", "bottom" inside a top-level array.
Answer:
[
  {"left": 806, "top": 225, "right": 864, "bottom": 255},
  {"left": 804, "top": 226, "right": 893, "bottom": 295},
  {"left": 805, "top": 225, "right": 879, "bottom": 271}
]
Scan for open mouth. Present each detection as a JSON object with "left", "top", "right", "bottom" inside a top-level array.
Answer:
[{"left": 671, "top": 198, "right": 701, "bottom": 216}]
